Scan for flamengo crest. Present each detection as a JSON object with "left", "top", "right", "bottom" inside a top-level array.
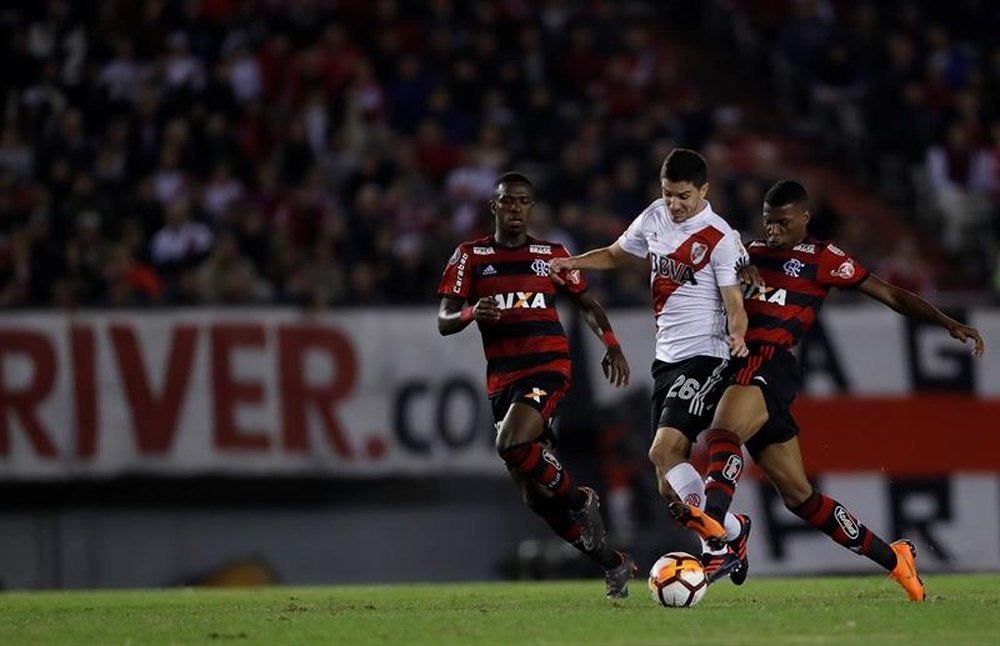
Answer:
[
  {"left": 531, "top": 259, "right": 550, "bottom": 276},
  {"left": 690, "top": 242, "right": 708, "bottom": 265},
  {"left": 783, "top": 258, "right": 804, "bottom": 277}
]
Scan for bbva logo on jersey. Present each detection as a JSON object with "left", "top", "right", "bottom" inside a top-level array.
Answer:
[
  {"left": 494, "top": 292, "right": 548, "bottom": 309},
  {"left": 650, "top": 253, "right": 697, "bottom": 285}
]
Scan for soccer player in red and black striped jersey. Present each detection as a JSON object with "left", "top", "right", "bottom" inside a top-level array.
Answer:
[
  {"left": 437, "top": 172, "right": 637, "bottom": 598},
  {"left": 672, "top": 179, "right": 985, "bottom": 601}
]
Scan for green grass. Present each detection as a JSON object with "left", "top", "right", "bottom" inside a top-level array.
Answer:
[{"left": 2, "top": 575, "right": 998, "bottom": 645}]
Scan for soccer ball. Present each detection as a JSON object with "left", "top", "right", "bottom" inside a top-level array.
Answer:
[{"left": 648, "top": 552, "right": 708, "bottom": 608}]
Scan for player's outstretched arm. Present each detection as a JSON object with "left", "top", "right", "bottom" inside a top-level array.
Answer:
[
  {"left": 549, "top": 242, "right": 631, "bottom": 285},
  {"left": 719, "top": 284, "right": 749, "bottom": 358},
  {"left": 438, "top": 296, "right": 500, "bottom": 336},
  {"left": 857, "top": 273, "right": 986, "bottom": 357},
  {"left": 564, "top": 290, "right": 630, "bottom": 387}
]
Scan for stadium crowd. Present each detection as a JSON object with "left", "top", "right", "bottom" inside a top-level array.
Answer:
[
  {"left": 710, "top": 0, "right": 1000, "bottom": 288},
  {"left": 0, "top": 0, "right": 996, "bottom": 309}
]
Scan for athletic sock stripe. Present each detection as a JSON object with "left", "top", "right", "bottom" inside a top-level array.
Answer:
[
  {"left": 705, "top": 480, "right": 735, "bottom": 497},
  {"left": 794, "top": 491, "right": 822, "bottom": 518},
  {"left": 816, "top": 494, "right": 835, "bottom": 521},
  {"left": 708, "top": 449, "right": 740, "bottom": 463},
  {"left": 521, "top": 449, "right": 543, "bottom": 472},
  {"left": 860, "top": 532, "right": 874, "bottom": 554}
]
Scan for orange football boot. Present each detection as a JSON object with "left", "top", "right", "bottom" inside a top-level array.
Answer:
[
  {"left": 889, "top": 540, "right": 926, "bottom": 601},
  {"left": 669, "top": 501, "right": 727, "bottom": 550}
]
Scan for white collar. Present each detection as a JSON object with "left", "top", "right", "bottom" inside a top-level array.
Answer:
[{"left": 671, "top": 200, "right": 713, "bottom": 228}]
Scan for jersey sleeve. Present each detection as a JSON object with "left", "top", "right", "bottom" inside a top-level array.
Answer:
[
  {"left": 437, "top": 245, "right": 473, "bottom": 300},
  {"left": 616, "top": 211, "right": 649, "bottom": 258},
  {"left": 552, "top": 245, "right": 588, "bottom": 294},
  {"left": 816, "top": 243, "right": 869, "bottom": 288},
  {"left": 711, "top": 229, "right": 748, "bottom": 288}
]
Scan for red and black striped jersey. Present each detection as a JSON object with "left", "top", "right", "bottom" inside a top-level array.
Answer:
[
  {"left": 744, "top": 238, "right": 869, "bottom": 349},
  {"left": 437, "top": 235, "right": 587, "bottom": 395}
]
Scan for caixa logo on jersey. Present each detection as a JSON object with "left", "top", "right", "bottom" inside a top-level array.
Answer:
[
  {"left": 744, "top": 284, "right": 787, "bottom": 306},
  {"left": 494, "top": 292, "right": 548, "bottom": 310}
]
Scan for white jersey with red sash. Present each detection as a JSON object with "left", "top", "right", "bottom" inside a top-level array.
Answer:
[{"left": 617, "top": 199, "right": 748, "bottom": 363}]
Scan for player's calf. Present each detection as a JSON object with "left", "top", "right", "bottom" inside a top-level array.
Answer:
[
  {"left": 524, "top": 486, "right": 620, "bottom": 572},
  {"left": 790, "top": 490, "right": 898, "bottom": 573},
  {"left": 500, "top": 442, "right": 586, "bottom": 508},
  {"left": 703, "top": 429, "right": 745, "bottom": 524}
]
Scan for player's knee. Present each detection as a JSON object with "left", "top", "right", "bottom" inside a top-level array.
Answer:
[
  {"left": 648, "top": 431, "right": 687, "bottom": 471},
  {"left": 648, "top": 443, "right": 682, "bottom": 473},
  {"left": 495, "top": 425, "right": 522, "bottom": 453},
  {"left": 495, "top": 431, "right": 512, "bottom": 453},
  {"left": 712, "top": 416, "right": 764, "bottom": 443}
]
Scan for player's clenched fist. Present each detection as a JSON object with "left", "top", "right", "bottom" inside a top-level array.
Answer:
[
  {"left": 727, "top": 334, "right": 749, "bottom": 358},
  {"left": 548, "top": 257, "right": 573, "bottom": 285},
  {"left": 473, "top": 297, "right": 501, "bottom": 324}
]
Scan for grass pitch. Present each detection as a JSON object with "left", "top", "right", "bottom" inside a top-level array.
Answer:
[{"left": 2, "top": 574, "right": 998, "bottom": 645}]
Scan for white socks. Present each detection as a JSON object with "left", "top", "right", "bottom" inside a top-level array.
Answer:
[
  {"left": 665, "top": 462, "right": 742, "bottom": 546},
  {"left": 665, "top": 461, "right": 705, "bottom": 508},
  {"left": 723, "top": 512, "right": 742, "bottom": 542}
]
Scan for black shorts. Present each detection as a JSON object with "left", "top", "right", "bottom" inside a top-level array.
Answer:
[
  {"left": 651, "top": 355, "right": 732, "bottom": 443},
  {"left": 489, "top": 371, "right": 570, "bottom": 443},
  {"left": 731, "top": 343, "right": 802, "bottom": 460}
]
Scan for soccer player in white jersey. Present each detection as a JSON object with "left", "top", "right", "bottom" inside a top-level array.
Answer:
[{"left": 549, "top": 148, "right": 753, "bottom": 584}]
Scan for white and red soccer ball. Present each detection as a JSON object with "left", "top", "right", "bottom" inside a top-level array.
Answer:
[{"left": 647, "top": 552, "right": 708, "bottom": 608}]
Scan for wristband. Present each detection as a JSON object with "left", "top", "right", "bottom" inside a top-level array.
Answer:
[
  {"left": 601, "top": 330, "right": 620, "bottom": 348},
  {"left": 459, "top": 306, "right": 474, "bottom": 322}
]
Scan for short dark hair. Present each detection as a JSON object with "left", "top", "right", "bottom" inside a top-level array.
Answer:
[
  {"left": 660, "top": 148, "right": 708, "bottom": 187},
  {"left": 494, "top": 171, "right": 534, "bottom": 194},
  {"left": 763, "top": 180, "right": 809, "bottom": 207}
]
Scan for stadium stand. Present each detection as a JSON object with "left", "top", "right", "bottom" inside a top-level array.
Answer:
[{"left": 0, "top": 1, "right": 996, "bottom": 309}]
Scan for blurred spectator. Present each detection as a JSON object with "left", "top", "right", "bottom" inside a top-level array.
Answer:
[
  {"left": 102, "top": 243, "right": 163, "bottom": 307},
  {"left": 0, "top": 1, "right": 995, "bottom": 308},
  {"left": 285, "top": 237, "right": 347, "bottom": 308},
  {"left": 151, "top": 200, "right": 213, "bottom": 269},
  {"left": 202, "top": 163, "right": 245, "bottom": 223},
  {"left": 196, "top": 231, "right": 270, "bottom": 304},
  {"left": 925, "top": 122, "right": 995, "bottom": 252},
  {"left": 876, "top": 237, "right": 935, "bottom": 295},
  {"left": 708, "top": 0, "right": 1000, "bottom": 289}
]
